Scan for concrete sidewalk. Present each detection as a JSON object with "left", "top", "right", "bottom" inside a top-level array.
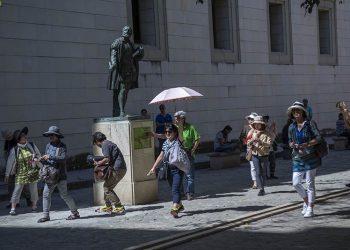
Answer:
[{"left": 0, "top": 150, "right": 349, "bottom": 249}]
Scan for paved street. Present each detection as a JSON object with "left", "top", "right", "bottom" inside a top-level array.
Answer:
[
  {"left": 0, "top": 150, "right": 349, "bottom": 250},
  {"left": 170, "top": 194, "right": 350, "bottom": 250}
]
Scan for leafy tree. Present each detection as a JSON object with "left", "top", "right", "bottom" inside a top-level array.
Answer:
[{"left": 298, "top": 0, "right": 343, "bottom": 14}]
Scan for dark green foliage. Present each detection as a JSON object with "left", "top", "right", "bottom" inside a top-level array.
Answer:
[
  {"left": 301, "top": 0, "right": 343, "bottom": 14},
  {"left": 300, "top": 0, "right": 320, "bottom": 14}
]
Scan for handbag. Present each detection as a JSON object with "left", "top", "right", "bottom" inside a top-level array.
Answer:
[
  {"left": 245, "top": 149, "right": 253, "bottom": 161},
  {"left": 39, "top": 146, "right": 60, "bottom": 186},
  {"left": 308, "top": 121, "right": 329, "bottom": 158},
  {"left": 39, "top": 164, "right": 60, "bottom": 185},
  {"left": 167, "top": 140, "right": 191, "bottom": 174},
  {"left": 157, "top": 162, "right": 168, "bottom": 181},
  {"left": 94, "top": 165, "right": 113, "bottom": 182},
  {"left": 314, "top": 138, "right": 329, "bottom": 158}
]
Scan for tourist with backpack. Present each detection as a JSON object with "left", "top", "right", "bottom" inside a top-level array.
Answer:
[
  {"left": 37, "top": 126, "right": 80, "bottom": 223},
  {"left": 2, "top": 129, "right": 32, "bottom": 209},
  {"left": 287, "top": 101, "right": 322, "bottom": 218},
  {"left": 4, "top": 127, "right": 41, "bottom": 215}
]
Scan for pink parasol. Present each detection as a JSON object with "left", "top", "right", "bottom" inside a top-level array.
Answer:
[{"left": 149, "top": 87, "right": 203, "bottom": 104}]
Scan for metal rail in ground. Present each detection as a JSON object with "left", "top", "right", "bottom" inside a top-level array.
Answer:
[{"left": 125, "top": 188, "right": 350, "bottom": 250}]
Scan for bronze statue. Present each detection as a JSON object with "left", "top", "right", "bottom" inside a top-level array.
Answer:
[{"left": 107, "top": 26, "right": 144, "bottom": 117}]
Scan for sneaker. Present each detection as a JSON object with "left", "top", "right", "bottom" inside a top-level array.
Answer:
[
  {"left": 257, "top": 190, "right": 265, "bottom": 196},
  {"left": 31, "top": 207, "right": 38, "bottom": 213},
  {"left": 301, "top": 203, "right": 308, "bottom": 215},
  {"left": 304, "top": 207, "right": 314, "bottom": 218},
  {"left": 270, "top": 175, "right": 278, "bottom": 179},
  {"left": 9, "top": 209, "right": 16, "bottom": 215},
  {"left": 112, "top": 205, "right": 125, "bottom": 215},
  {"left": 96, "top": 205, "right": 113, "bottom": 213},
  {"left": 37, "top": 217, "right": 50, "bottom": 223},
  {"left": 66, "top": 212, "right": 80, "bottom": 220}
]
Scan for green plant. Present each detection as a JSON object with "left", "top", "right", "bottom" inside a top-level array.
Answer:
[{"left": 301, "top": 0, "right": 343, "bottom": 14}]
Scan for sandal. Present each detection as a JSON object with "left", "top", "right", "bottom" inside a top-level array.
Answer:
[
  {"left": 170, "top": 204, "right": 184, "bottom": 218},
  {"left": 37, "top": 217, "right": 50, "bottom": 223}
]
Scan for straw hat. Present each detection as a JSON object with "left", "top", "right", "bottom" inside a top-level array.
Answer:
[
  {"left": 245, "top": 112, "right": 258, "bottom": 120},
  {"left": 287, "top": 101, "right": 308, "bottom": 118},
  {"left": 252, "top": 116, "right": 266, "bottom": 126}
]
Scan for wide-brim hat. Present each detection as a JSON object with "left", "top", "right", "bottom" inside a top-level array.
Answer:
[
  {"left": 245, "top": 112, "right": 258, "bottom": 120},
  {"left": 13, "top": 127, "right": 29, "bottom": 142},
  {"left": 287, "top": 101, "right": 308, "bottom": 118},
  {"left": 252, "top": 116, "right": 266, "bottom": 126},
  {"left": 43, "top": 126, "right": 64, "bottom": 138}
]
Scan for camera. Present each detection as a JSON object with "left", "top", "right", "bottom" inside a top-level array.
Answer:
[{"left": 86, "top": 155, "right": 106, "bottom": 166}]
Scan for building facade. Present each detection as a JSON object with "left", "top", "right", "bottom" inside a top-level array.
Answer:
[{"left": 0, "top": 0, "right": 349, "bottom": 157}]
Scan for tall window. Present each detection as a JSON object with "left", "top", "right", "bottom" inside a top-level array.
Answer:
[
  {"left": 209, "top": 0, "right": 240, "bottom": 63},
  {"left": 318, "top": 0, "right": 337, "bottom": 65},
  {"left": 131, "top": 0, "right": 156, "bottom": 46},
  {"left": 127, "top": 0, "right": 167, "bottom": 61},
  {"left": 267, "top": 0, "right": 292, "bottom": 64}
]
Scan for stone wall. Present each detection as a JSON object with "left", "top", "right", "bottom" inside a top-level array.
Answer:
[{"left": 1, "top": 0, "right": 350, "bottom": 158}]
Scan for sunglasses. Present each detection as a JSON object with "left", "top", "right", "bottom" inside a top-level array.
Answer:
[{"left": 165, "top": 130, "right": 173, "bottom": 134}]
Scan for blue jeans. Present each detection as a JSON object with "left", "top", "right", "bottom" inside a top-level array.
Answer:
[
  {"left": 185, "top": 155, "right": 195, "bottom": 194},
  {"left": 252, "top": 155, "right": 268, "bottom": 191},
  {"left": 167, "top": 166, "right": 184, "bottom": 204}
]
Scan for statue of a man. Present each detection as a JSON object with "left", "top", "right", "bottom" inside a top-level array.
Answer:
[{"left": 107, "top": 26, "right": 144, "bottom": 117}]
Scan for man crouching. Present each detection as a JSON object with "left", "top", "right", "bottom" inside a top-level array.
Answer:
[{"left": 92, "top": 132, "right": 127, "bottom": 214}]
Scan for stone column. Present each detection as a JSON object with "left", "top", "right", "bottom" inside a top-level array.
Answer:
[{"left": 92, "top": 116, "right": 157, "bottom": 205}]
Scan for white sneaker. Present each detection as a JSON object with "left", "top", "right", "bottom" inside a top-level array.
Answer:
[
  {"left": 301, "top": 203, "right": 308, "bottom": 215},
  {"left": 9, "top": 209, "right": 16, "bottom": 215},
  {"left": 303, "top": 207, "right": 314, "bottom": 218}
]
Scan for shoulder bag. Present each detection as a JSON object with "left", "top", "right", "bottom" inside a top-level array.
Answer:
[
  {"left": 39, "top": 146, "right": 61, "bottom": 186},
  {"left": 166, "top": 140, "right": 191, "bottom": 174}
]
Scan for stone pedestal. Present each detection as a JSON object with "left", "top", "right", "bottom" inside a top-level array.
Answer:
[{"left": 92, "top": 116, "right": 157, "bottom": 205}]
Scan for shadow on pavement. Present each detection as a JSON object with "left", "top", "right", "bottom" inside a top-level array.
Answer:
[
  {"left": 181, "top": 205, "right": 273, "bottom": 217},
  {"left": 0, "top": 227, "right": 180, "bottom": 250},
  {"left": 170, "top": 226, "right": 350, "bottom": 250}
]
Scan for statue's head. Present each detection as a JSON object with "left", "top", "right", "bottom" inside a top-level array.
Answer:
[{"left": 122, "top": 26, "right": 132, "bottom": 38}]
